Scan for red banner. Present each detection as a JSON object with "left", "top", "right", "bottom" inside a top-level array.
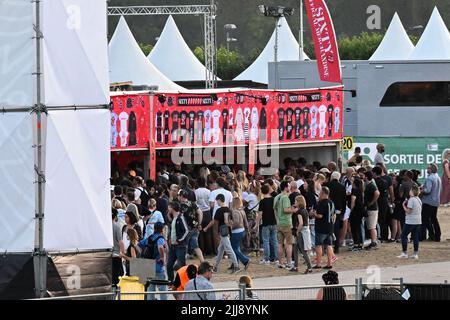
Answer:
[
  {"left": 110, "top": 94, "right": 150, "bottom": 151},
  {"left": 152, "top": 89, "right": 344, "bottom": 149},
  {"left": 305, "top": 0, "right": 342, "bottom": 84}
]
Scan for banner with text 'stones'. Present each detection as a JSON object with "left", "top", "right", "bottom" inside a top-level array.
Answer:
[{"left": 305, "top": 0, "right": 342, "bottom": 84}]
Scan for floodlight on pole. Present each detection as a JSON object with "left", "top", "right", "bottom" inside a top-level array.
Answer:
[
  {"left": 258, "top": 5, "right": 294, "bottom": 89},
  {"left": 224, "top": 24, "right": 238, "bottom": 51}
]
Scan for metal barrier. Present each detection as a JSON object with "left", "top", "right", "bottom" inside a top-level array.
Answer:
[
  {"left": 249, "top": 283, "right": 357, "bottom": 300},
  {"left": 403, "top": 283, "right": 450, "bottom": 300},
  {"left": 119, "top": 288, "right": 241, "bottom": 301},
  {"left": 29, "top": 277, "right": 450, "bottom": 301},
  {"left": 29, "top": 292, "right": 117, "bottom": 301},
  {"left": 360, "top": 283, "right": 403, "bottom": 300}
]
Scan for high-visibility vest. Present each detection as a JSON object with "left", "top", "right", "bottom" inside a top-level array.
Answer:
[{"left": 176, "top": 266, "right": 190, "bottom": 292}]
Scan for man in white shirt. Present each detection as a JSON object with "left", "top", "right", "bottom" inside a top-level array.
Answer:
[
  {"left": 208, "top": 178, "right": 233, "bottom": 219},
  {"left": 374, "top": 144, "right": 385, "bottom": 165}
]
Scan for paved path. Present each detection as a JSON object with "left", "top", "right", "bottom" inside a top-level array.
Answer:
[{"left": 213, "top": 261, "right": 450, "bottom": 289}]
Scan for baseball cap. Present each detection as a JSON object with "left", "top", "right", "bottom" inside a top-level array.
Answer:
[{"left": 178, "top": 189, "right": 189, "bottom": 198}]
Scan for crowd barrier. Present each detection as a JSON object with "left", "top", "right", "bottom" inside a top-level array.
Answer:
[{"left": 29, "top": 278, "right": 419, "bottom": 301}]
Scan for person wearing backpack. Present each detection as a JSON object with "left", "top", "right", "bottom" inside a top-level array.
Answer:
[
  {"left": 134, "top": 176, "right": 150, "bottom": 208},
  {"left": 143, "top": 199, "right": 165, "bottom": 240},
  {"left": 139, "top": 222, "right": 168, "bottom": 300},
  {"left": 230, "top": 191, "right": 250, "bottom": 271},
  {"left": 178, "top": 189, "right": 205, "bottom": 263}
]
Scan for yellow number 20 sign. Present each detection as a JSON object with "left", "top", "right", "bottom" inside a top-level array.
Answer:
[{"left": 341, "top": 137, "right": 354, "bottom": 151}]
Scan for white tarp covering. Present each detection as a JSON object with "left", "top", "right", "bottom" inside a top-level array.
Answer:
[
  {"left": 44, "top": 109, "right": 112, "bottom": 251},
  {"left": 109, "top": 16, "right": 184, "bottom": 91},
  {"left": 234, "top": 17, "right": 309, "bottom": 84},
  {"left": 370, "top": 13, "right": 415, "bottom": 61},
  {"left": 42, "top": 0, "right": 110, "bottom": 106},
  {"left": 0, "top": 113, "right": 35, "bottom": 252},
  {"left": 149, "top": 15, "right": 219, "bottom": 81},
  {"left": 409, "top": 7, "right": 450, "bottom": 60},
  {"left": 0, "top": 0, "right": 34, "bottom": 108}
]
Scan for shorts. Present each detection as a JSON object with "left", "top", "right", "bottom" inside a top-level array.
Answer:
[
  {"left": 315, "top": 233, "right": 333, "bottom": 247},
  {"left": 343, "top": 206, "right": 351, "bottom": 221},
  {"left": 188, "top": 230, "right": 200, "bottom": 250},
  {"left": 277, "top": 226, "right": 294, "bottom": 245},
  {"left": 366, "top": 210, "right": 379, "bottom": 230}
]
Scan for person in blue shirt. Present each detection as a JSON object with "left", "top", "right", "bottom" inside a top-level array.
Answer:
[{"left": 139, "top": 222, "right": 168, "bottom": 300}]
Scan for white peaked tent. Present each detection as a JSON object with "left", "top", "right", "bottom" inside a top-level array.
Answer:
[
  {"left": 370, "top": 13, "right": 415, "bottom": 61},
  {"left": 149, "top": 15, "right": 219, "bottom": 81},
  {"left": 409, "top": 7, "right": 450, "bottom": 60},
  {"left": 0, "top": 0, "right": 112, "bottom": 298},
  {"left": 109, "top": 16, "right": 184, "bottom": 91},
  {"left": 235, "top": 17, "right": 309, "bottom": 84}
]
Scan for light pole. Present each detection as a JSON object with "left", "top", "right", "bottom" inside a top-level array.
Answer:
[
  {"left": 299, "top": 0, "right": 304, "bottom": 61},
  {"left": 224, "top": 23, "right": 237, "bottom": 51},
  {"left": 258, "top": 5, "right": 294, "bottom": 89}
]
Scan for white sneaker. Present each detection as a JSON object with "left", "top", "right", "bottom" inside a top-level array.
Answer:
[
  {"left": 397, "top": 253, "right": 408, "bottom": 259},
  {"left": 410, "top": 254, "right": 419, "bottom": 260},
  {"left": 259, "top": 259, "right": 270, "bottom": 265},
  {"left": 273, "top": 260, "right": 280, "bottom": 265}
]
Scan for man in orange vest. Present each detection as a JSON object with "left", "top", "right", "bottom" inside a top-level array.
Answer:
[{"left": 171, "top": 264, "right": 197, "bottom": 299}]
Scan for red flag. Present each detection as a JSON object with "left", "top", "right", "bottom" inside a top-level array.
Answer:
[{"left": 305, "top": 0, "right": 342, "bottom": 84}]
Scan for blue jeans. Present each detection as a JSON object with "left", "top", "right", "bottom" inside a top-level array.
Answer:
[
  {"left": 231, "top": 231, "right": 249, "bottom": 265},
  {"left": 261, "top": 225, "right": 278, "bottom": 261},
  {"left": 147, "top": 271, "right": 168, "bottom": 301},
  {"left": 167, "top": 245, "right": 187, "bottom": 282},
  {"left": 401, "top": 224, "right": 420, "bottom": 253},
  {"left": 187, "top": 230, "right": 200, "bottom": 254}
]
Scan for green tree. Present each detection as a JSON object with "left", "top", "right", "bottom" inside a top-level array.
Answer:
[
  {"left": 139, "top": 43, "right": 153, "bottom": 56},
  {"left": 337, "top": 32, "right": 384, "bottom": 60},
  {"left": 194, "top": 46, "right": 247, "bottom": 80}
]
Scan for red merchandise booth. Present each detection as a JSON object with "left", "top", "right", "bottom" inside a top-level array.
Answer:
[{"left": 110, "top": 87, "right": 344, "bottom": 179}]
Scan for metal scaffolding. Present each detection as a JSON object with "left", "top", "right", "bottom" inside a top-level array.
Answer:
[{"left": 108, "top": 2, "right": 218, "bottom": 89}]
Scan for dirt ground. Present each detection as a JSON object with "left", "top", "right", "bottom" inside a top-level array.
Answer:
[{"left": 191, "top": 207, "right": 450, "bottom": 283}]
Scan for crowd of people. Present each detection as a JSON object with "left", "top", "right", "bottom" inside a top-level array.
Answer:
[{"left": 110, "top": 144, "right": 450, "bottom": 299}]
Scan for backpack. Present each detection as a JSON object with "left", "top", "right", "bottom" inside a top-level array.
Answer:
[
  {"left": 137, "top": 187, "right": 150, "bottom": 208},
  {"left": 180, "top": 201, "right": 198, "bottom": 229},
  {"left": 141, "top": 235, "right": 164, "bottom": 259}
]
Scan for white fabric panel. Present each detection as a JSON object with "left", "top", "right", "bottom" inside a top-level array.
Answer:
[
  {"left": 409, "top": 7, "right": 450, "bottom": 60},
  {"left": 149, "top": 16, "right": 220, "bottom": 81},
  {"left": 0, "top": 0, "right": 35, "bottom": 108},
  {"left": 0, "top": 113, "right": 35, "bottom": 252},
  {"left": 235, "top": 17, "right": 309, "bottom": 84},
  {"left": 370, "top": 13, "right": 415, "bottom": 61},
  {"left": 109, "top": 16, "right": 184, "bottom": 91},
  {"left": 44, "top": 110, "right": 112, "bottom": 251},
  {"left": 42, "top": 0, "right": 110, "bottom": 106}
]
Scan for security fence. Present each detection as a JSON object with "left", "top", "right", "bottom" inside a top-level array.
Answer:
[{"left": 28, "top": 278, "right": 412, "bottom": 301}]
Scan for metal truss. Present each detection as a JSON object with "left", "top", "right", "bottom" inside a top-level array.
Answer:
[{"left": 108, "top": 3, "right": 217, "bottom": 88}]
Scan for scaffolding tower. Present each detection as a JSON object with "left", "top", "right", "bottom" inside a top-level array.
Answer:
[{"left": 108, "top": 2, "right": 218, "bottom": 89}]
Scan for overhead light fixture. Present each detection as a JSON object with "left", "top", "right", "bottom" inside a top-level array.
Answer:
[{"left": 258, "top": 5, "right": 294, "bottom": 18}]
